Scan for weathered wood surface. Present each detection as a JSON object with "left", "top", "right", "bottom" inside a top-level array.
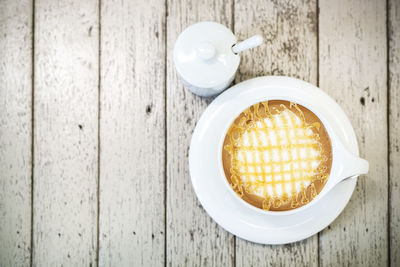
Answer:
[
  {"left": 318, "top": 0, "right": 388, "bottom": 266},
  {"left": 0, "top": 0, "right": 32, "bottom": 266},
  {"left": 389, "top": 0, "right": 400, "bottom": 266},
  {"left": 99, "top": 0, "right": 166, "bottom": 266},
  {"left": 234, "top": 0, "right": 319, "bottom": 266},
  {"left": 166, "top": 0, "right": 235, "bottom": 266},
  {"left": 33, "top": 0, "right": 99, "bottom": 265},
  {"left": 0, "top": 0, "right": 397, "bottom": 266}
]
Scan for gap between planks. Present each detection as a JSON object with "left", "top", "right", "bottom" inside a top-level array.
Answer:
[
  {"left": 30, "top": 0, "right": 35, "bottom": 266},
  {"left": 96, "top": 0, "right": 102, "bottom": 265},
  {"left": 164, "top": 0, "right": 168, "bottom": 266}
]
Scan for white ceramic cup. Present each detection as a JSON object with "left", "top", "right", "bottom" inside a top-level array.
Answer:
[{"left": 218, "top": 97, "right": 369, "bottom": 216}]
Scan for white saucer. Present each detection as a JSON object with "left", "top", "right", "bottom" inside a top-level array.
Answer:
[{"left": 189, "top": 76, "right": 359, "bottom": 244}]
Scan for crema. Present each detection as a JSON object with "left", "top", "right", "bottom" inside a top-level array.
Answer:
[{"left": 222, "top": 100, "right": 332, "bottom": 211}]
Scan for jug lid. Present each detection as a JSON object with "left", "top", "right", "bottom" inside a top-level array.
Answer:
[{"left": 173, "top": 21, "right": 240, "bottom": 88}]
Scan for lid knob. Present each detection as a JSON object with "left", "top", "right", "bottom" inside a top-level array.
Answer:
[{"left": 196, "top": 41, "right": 216, "bottom": 60}]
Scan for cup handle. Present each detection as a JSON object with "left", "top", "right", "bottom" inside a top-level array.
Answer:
[
  {"left": 321, "top": 138, "right": 369, "bottom": 195},
  {"left": 338, "top": 150, "right": 369, "bottom": 181},
  {"left": 333, "top": 141, "right": 369, "bottom": 184}
]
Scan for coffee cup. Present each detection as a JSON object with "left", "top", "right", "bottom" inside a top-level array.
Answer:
[{"left": 217, "top": 87, "right": 369, "bottom": 215}]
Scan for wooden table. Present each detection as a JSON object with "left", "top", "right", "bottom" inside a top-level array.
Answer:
[{"left": 0, "top": 0, "right": 398, "bottom": 266}]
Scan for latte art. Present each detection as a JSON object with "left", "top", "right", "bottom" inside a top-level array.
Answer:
[
  {"left": 234, "top": 110, "right": 322, "bottom": 197},
  {"left": 222, "top": 100, "right": 332, "bottom": 211}
]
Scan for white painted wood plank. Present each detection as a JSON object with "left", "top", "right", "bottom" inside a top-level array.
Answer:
[
  {"left": 234, "top": 0, "right": 318, "bottom": 266},
  {"left": 166, "top": 0, "right": 235, "bottom": 266},
  {"left": 33, "top": 0, "right": 99, "bottom": 265},
  {"left": 389, "top": 0, "right": 400, "bottom": 265},
  {"left": 0, "top": 0, "right": 32, "bottom": 266},
  {"left": 98, "top": 0, "right": 165, "bottom": 266},
  {"left": 318, "top": 0, "right": 388, "bottom": 266}
]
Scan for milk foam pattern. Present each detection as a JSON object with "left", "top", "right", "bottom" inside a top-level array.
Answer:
[{"left": 224, "top": 102, "right": 329, "bottom": 210}]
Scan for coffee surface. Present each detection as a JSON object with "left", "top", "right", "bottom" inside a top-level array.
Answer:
[{"left": 222, "top": 100, "right": 332, "bottom": 211}]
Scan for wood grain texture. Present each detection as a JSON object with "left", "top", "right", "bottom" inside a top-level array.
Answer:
[
  {"left": 318, "top": 0, "right": 388, "bottom": 266},
  {"left": 234, "top": 0, "right": 318, "bottom": 266},
  {"left": 389, "top": 0, "right": 400, "bottom": 266},
  {"left": 0, "top": 0, "right": 32, "bottom": 266},
  {"left": 33, "top": 0, "right": 99, "bottom": 265},
  {"left": 166, "top": 0, "right": 234, "bottom": 266},
  {"left": 99, "top": 0, "right": 165, "bottom": 266},
  {"left": 0, "top": 0, "right": 397, "bottom": 265}
]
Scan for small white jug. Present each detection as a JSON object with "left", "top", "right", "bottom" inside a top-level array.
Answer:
[{"left": 173, "top": 21, "right": 263, "bottom": 97}]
